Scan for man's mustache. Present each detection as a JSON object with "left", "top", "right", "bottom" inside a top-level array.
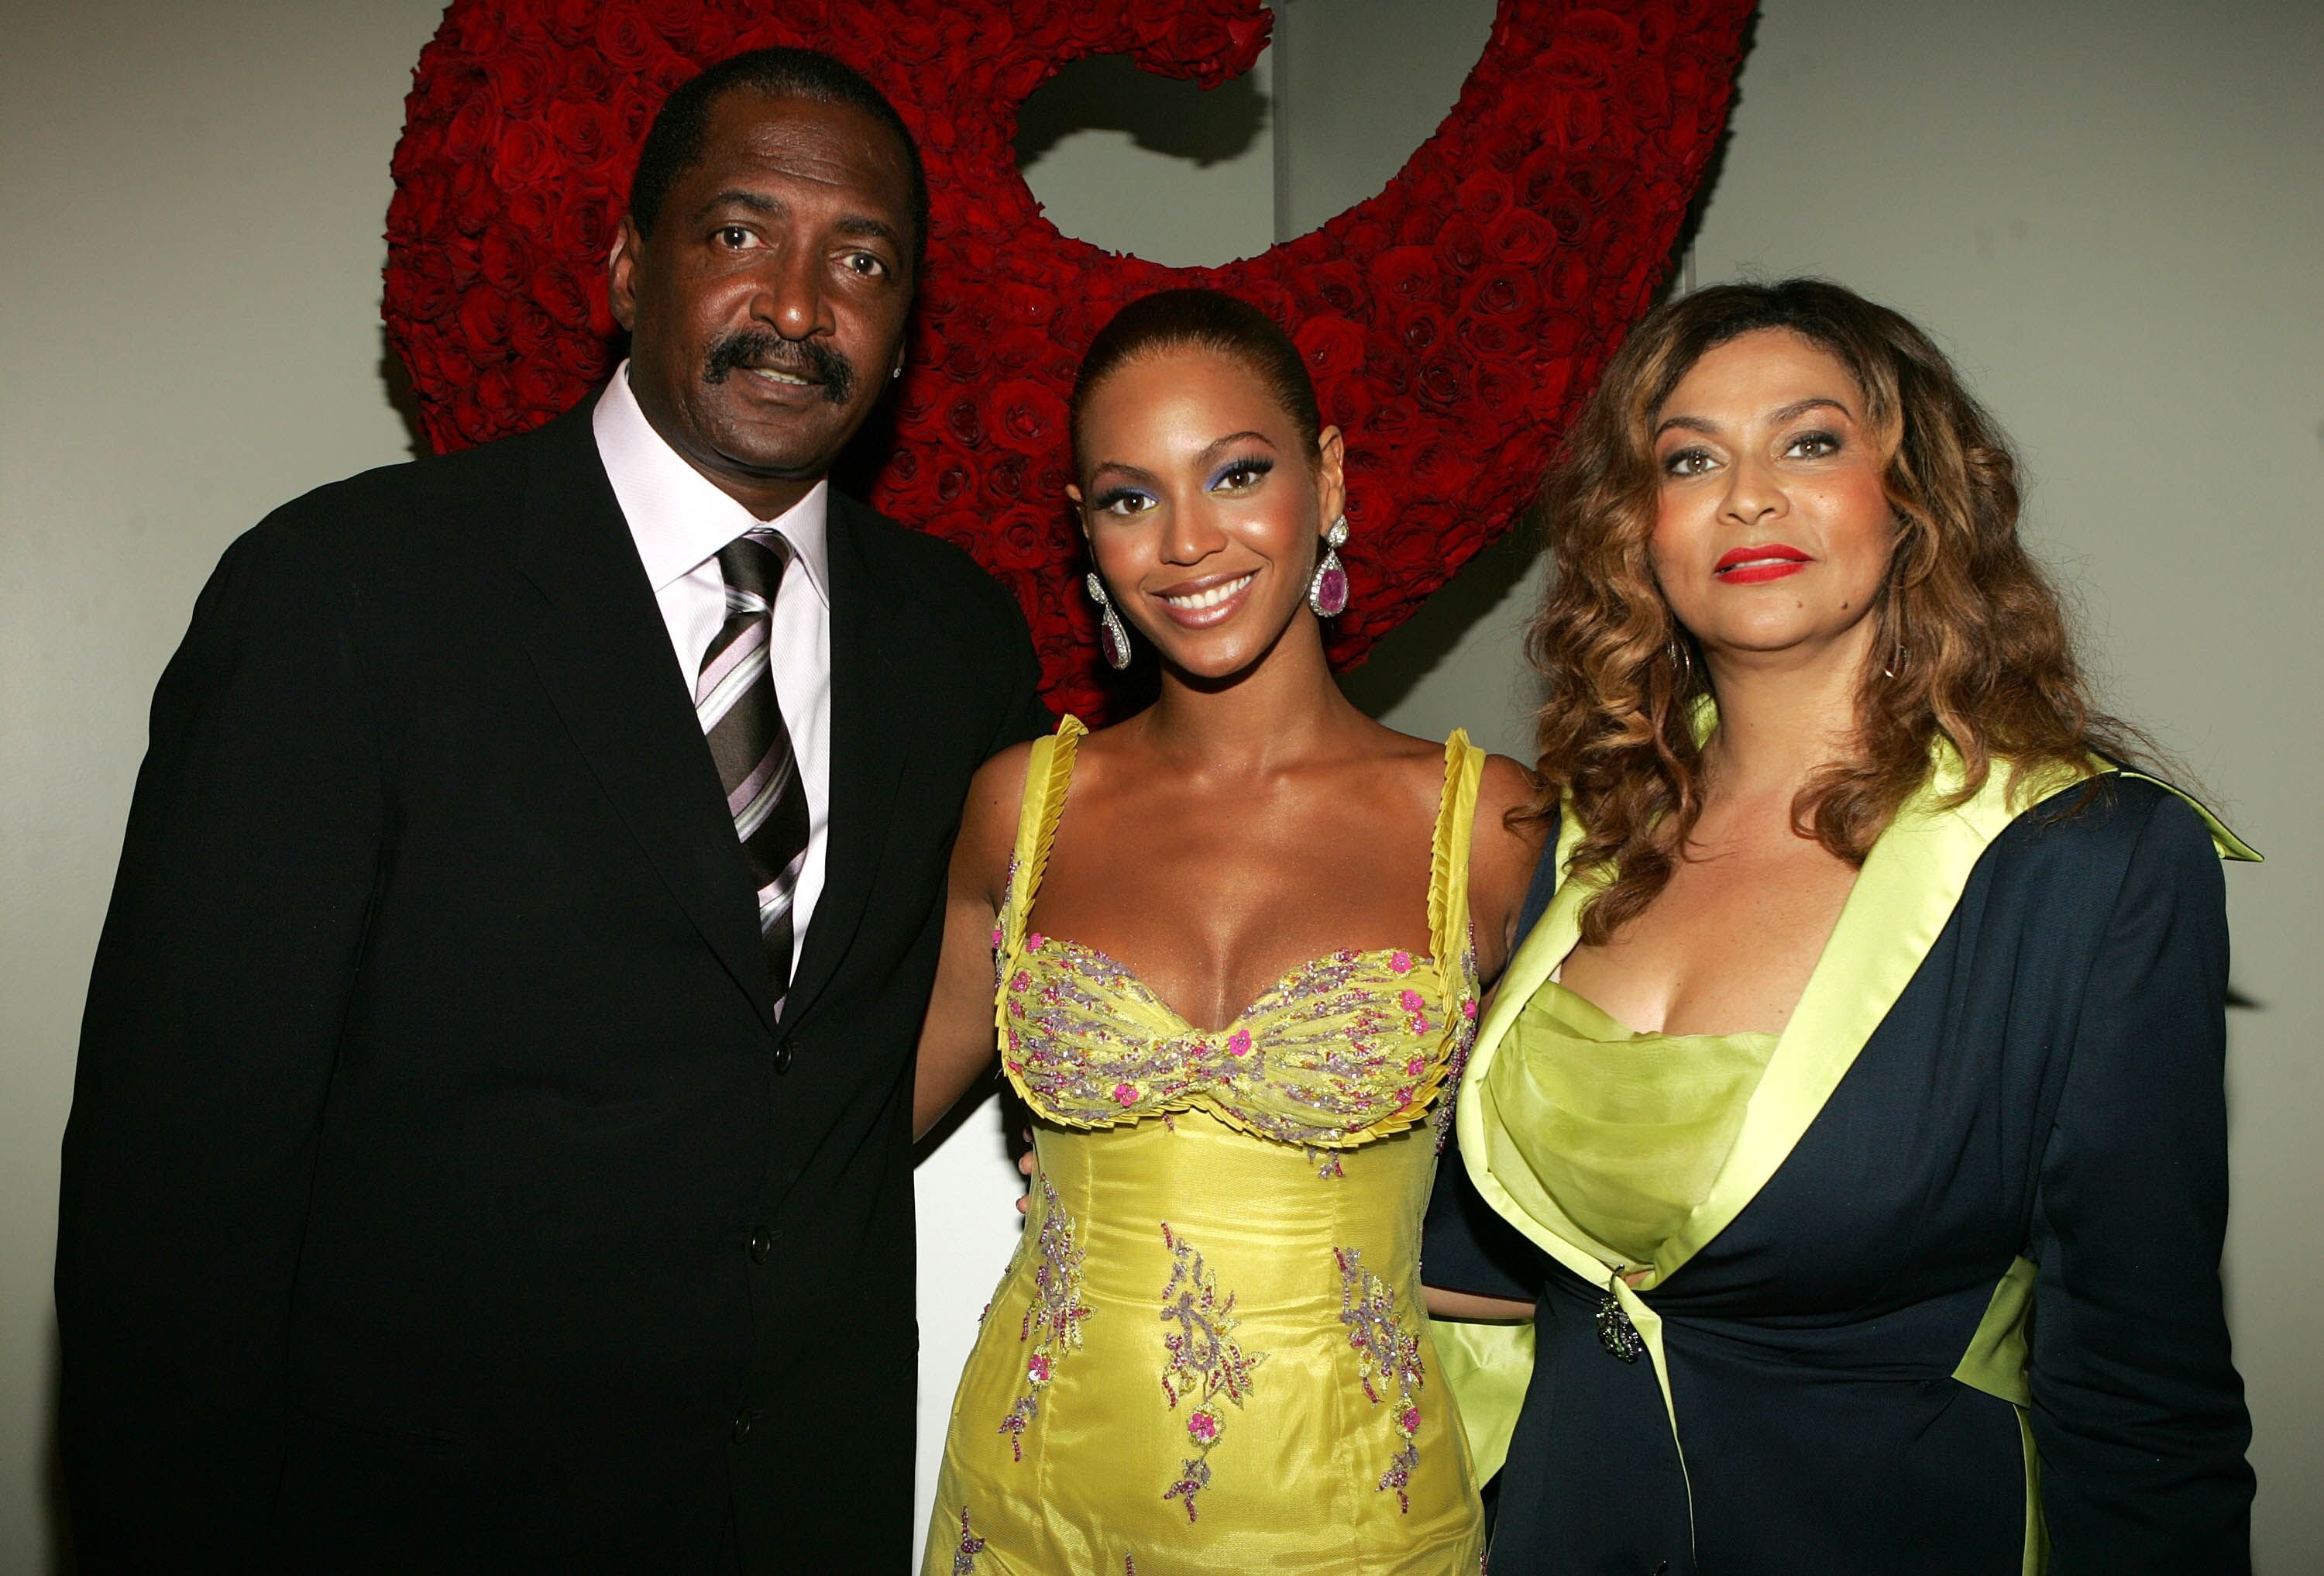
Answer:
[{"left": 703, "top": 332, "right": 856, "bottom": 406}]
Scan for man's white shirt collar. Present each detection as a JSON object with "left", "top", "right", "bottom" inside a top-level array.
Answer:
[{"left": 592, "top": 359, "right": 832, "bottom": 605}]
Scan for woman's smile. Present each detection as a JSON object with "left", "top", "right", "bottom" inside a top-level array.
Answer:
[{"left": 1153, "top": 570, "right": 1258, "bottom": 626}]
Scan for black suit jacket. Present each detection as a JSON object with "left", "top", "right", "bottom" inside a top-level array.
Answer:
[{"left": 57, "top": 397, "right": 1050, "bottom": 1573}]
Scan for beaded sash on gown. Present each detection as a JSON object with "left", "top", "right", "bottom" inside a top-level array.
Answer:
[{"left": 922, "top": 718, "right": 1489, "bottom": 1576}]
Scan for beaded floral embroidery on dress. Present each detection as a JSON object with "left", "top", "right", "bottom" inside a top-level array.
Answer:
[
  {"left": 992, "top": 721, "right": 1485, "bottom": 1154},
  {"left": 1157, "top": 1223, "right": 1266, "bottom": 1520},
  {"left": 998, "top": 1175, "right": 1092, "bottom": 1461},
  {"left": 950, "top": 1508, "right": 987, "bottom": 1574},
  {"left": 1336, "top": 1246, "right": 1428, "bottom": 1512}
]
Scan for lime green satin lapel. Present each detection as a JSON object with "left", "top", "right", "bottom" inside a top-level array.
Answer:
[
  {"left": 1460, "top": 755, "right": 2254, "bottom": 1299},
  {"left": 1458, "top": 805, "right": 1630, "bottom": 1285}
]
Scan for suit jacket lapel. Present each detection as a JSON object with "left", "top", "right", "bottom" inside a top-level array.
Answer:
[
  {"left": 784, "top": 494, "right": 909, "bottom": 1027},
  {"left": 511, "top": 399, "right": 775, "bottom": 1037}
]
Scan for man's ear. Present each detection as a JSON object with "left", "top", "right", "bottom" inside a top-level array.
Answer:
[{"left": 607, "top": 216, "right": 643, "bottom": 335}]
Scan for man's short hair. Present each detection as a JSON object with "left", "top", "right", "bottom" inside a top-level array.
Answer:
[{"left": 627, "top": 46, "right": 930, "bottom": 274}]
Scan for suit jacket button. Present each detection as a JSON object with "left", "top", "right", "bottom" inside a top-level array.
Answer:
[
  {"left": 732, "top": 1408, "right": 757, "bottom": 1444},
  {"left": 772, "top": 1042, "right": 795, "bottom": 1075},
  {"left": 748, "top": 1229, "right": 777, "bottom": 1264}
]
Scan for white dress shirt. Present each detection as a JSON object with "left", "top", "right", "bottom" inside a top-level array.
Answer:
[{"left": 593, "top": 360, "right": 832, "bottom": 982}]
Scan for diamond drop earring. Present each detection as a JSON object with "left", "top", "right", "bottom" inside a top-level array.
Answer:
[
  {"left": 1086, "top": 572, "right": 1132, "bottom": 670},
  {"left": 1307, "top": 514, "right": 1351, "bottom": 618}
]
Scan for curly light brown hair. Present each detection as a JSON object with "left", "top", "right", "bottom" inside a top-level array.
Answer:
[{"left": 1527, "top": 278, "right": 2151, "bottom": 944}]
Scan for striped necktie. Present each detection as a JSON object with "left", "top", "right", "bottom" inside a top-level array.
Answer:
[{"left": 696, "top": 530, "right": 813, "bottom": 1017}]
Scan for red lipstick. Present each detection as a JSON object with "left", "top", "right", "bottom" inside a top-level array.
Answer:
[{"left": 1714, "top": 544, "right": 1812, "bottom": 584}]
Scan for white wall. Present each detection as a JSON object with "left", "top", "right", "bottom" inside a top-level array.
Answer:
[{"left": 2, "top": 5, "right": 451, "bottom": 1567}]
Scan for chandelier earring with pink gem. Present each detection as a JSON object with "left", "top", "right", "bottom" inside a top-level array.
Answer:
[
  {"left": 1085, "top": 572, "right": 1133, "bottom": 670},
  {"left": 1308, "top": 514, "right": 1351, "bottom": 618}
]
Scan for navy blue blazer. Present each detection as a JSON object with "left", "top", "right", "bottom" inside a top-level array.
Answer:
[{"left": 1428, "top": 774, "right": 2255, "bottom": 1575}]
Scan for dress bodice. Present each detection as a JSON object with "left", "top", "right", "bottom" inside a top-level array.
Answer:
[
  {"left": 1494, "top": 979, "right": 1776, "bottom": 1267},
  {"left": 993, "top": 717, "right": 1484, "bottom": 1150},
  {"left": 922, "top": 719, "right": 1491, "bottom": 1574}
]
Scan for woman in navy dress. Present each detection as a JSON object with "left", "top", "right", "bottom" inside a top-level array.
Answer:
[{"left": 1425, "top": 279, "right": 2256, "bottom": 1574}]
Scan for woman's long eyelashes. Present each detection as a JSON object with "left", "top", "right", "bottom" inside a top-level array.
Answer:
[
  {"left": 1088, "top": 485, "right": 1157, "bottom": 516},
  {"left": 1661, "top": 445, "right": 1717, "bottom": 477},
  {"left": 1784, "top": 429, "right": 1842, "bottom": 459},
  {"left": 1207, "top": 455, "right": 1274, "bottom": 492}
]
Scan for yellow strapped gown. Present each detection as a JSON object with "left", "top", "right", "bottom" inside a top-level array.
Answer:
[{"left": 921, "top": 718, "right": 1489, "bottom": 1575}]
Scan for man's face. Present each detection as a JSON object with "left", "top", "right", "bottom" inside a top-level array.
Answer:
[{"left": 610, "top": 90, "right": 916, "bottom": 517}]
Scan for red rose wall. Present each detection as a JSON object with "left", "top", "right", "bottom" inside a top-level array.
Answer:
[{"left": 383, "top": 0, "right": 1753, "bottom": 718}]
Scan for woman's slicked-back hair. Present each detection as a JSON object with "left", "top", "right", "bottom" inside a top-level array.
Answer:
[
  {"left": 1070, "top": 288, "right": 1323, "bottom": 463},
  {"left": 1525, "top": 277, "right": 2154, "bottom": 944},
  {"left": 627, "top": 46, "right": 928, "bottom": 274}
]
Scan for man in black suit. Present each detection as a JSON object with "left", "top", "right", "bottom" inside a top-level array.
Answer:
[{"left": 57, "top": 47, "right": 1047, "bottom": 1573}]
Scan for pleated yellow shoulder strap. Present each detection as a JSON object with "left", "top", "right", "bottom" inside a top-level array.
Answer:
[
  {"left": 1000, "top": 716, "right": 1085, "bottom": 955},
  {"left": 1428, "top": 730, "right": 1484, "bottom": 974}
]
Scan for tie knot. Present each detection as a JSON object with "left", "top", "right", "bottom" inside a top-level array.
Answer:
[{"left": 716, "top": 530, "right": 794, "bottom": 603}]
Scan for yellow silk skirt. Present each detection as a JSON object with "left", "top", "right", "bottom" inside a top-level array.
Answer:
[{"left": 922, "top": 1109, "right": 1485, "bottom": 1574}]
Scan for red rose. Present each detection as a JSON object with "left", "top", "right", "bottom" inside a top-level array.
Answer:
[
  {"left": 996, "top": 281, "right": 1057, "bottom": 331},
  {"left": 1307, "top": 260, "right": 1367, "bottom": 321},
  {"left": 442, "top": 94, "right": 497, "bottom": 164},
  {"left": 544, "top": 0, "right": 596, "bottom": 47},
  {"left": 1543, "top": 44, "right": 1605, "bottom": 90},
  {"left": 547, "top": 101, "right": 613, "bottom": 163},
  {"left": 1437, "top": 217, "right": 1489, "bottom": 278},
  {"left": 557, "top": 325, "right": 610, "bottom": 382},
  {"left": 473, "top": 366, "right": 517, "bottom": 424},
  {"left": 1565, "top": 9, "right": 1638, "bottom": 58},
  {"left": 1559, "top": 88, "right": 1607, "bottom": 149},
  {"left": 508, "top": 293, "right": 559, "bottom": 359},
  {"left": 988, "top": 379, "right": 1067, "bottom": 457},
  {"left": 531, "top": 266, "right": 592, "bottom": 329},
  {"left": 1489, "top": 208, "right": 1556, "bottom": 266},
  {"left": 983, "top": 452, "right": 1030, "bottom": 502},
  {"left": 594, "top": 11, "right": 657, "bottom": 73},
  {"left": 1455, "top": 312, "right": 1520, "bottom": 362},
  {"left": 479, "top": 228, "right": 533, "bottom": 293},
  {"left": 563, "top": 50, "right": 613, "bottom": 106},
  {"left": 639, "top": 0, "right": 700, "bottom": 48},
  {"left": 1370, "top": 246, "right": 1441, "bottom": 309},
  {"left": 457, "top": 285, "right": 511, "bottom": 349},
  {"left": 552, "top": 192, "right": 617, "bottom": 261},
  {"left": 1394, "top": 303, "right": 1447, "bottom": 356},
  {"left": 507, "top": 185, "right": 557, "bottom": 241},
  {"left": 1294, "top": 315, "right": 1369, "bottom": 384},
  {"left": 1463, "top": 263, "right": 1541, "bottom": 321},
  {"left": 613, "top": 81, "right": 661, "bottom": 150},
  {"left": 1631, "top": 2, "right": 1682, "bottom": 53},
  {"left": 490, "top": 49, "right": 556, "bottom": 120},
  {"left": 512, "top": 357, "right": 572, "bottom": 414},
  {"left": 1415, "top": 355, "right": 1467, "bottom": 411},
  {"left": 1620, "top": 63, "right": 1672, "bottom": 124},
  {"left": 944, "top": 394, "right": 986, "bottom": 450},
  {"left": 493, "top": 120, "right": 559, "bottom": 192},
  {"left": 1456, "top": 170, "right": 1513, "bottom": 221}
]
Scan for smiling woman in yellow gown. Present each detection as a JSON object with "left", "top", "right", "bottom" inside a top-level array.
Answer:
[{"left": 910, "top": 288, "right": 1540, "bottom": 1574}]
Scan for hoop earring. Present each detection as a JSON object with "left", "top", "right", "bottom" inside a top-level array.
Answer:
[
  {"left": 1668, "top": 634, "right": 1695, "bottom": 680},
  {"left": 1308, "top": 514, "right": 1350, "bottom": 618},
  {"left": 1882, "top": 644, "right": 1909, "bottom": 680},
  {"left": 1085, "top": 572, "right": 1132, "bottom": 670}
]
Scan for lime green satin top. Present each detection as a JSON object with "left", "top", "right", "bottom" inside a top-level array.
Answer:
[{"left": 1497, "top": 981, "right": 1778, "bottom": 1270}]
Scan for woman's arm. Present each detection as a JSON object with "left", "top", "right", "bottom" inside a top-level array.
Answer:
[
  {"left": 2027, "top": 792, "right": 2254, "bottom": 1573},
  {"left": 1467, "top": 753, "right": 1549, "bottom": 985},
  {"left": 913, "top": 743, "right": 1030, "bottom": 1140}
]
